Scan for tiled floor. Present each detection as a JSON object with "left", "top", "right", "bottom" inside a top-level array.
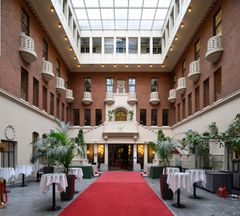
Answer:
[{"left": 1, "top": 174, "right": 240, "bottom": 216}]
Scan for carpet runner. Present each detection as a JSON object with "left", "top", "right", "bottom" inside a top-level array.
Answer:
[{"left": 60, "top": 172, "right": 173, "bottom": 216}]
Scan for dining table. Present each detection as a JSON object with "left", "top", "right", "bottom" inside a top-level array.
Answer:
[{"left": 15, "top": 165, "right": 33, "bottom": 187}]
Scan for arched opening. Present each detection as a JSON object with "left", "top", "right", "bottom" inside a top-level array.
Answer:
[{"left": 115, "top": 108, "right": 127, "bottom": 121}]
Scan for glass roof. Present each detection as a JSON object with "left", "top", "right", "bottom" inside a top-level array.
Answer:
[{"left": 71, "top": 0, "right": 172, "bottom": 31}]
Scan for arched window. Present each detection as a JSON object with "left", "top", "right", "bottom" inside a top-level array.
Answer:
[{"left": 115, "top": 109, "right": 127, "bottom": 121}]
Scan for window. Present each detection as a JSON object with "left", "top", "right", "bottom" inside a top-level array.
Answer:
[
  {"left": 50, "top": 93, "right": 54, "bottom": 115},
  {"left": 84, "top": 109, "right": 91, "bottom": 126},
  {"left": 170, "top": 9, "right": 174, "bottom": 28},
  {"left": 33, "top": 78, "right": 39, "bottom": 107},
  {"left": 62, "top": 103, "right": 65, "bottom": 121},
  {"left": 116, "top": 38, "right": 126, "bottom": 53},
  {"left": 56, "top": 59, "right": 60, "bottom": 77},
  {"left": 214, "top": 68, "right": 222, "bottom": 101},
  {"left": 141, "top": 38, "right": 150, "bottom": 54},
  {"left": 95, "top": 109, "right": 102, "bottom": 126},
  {"left": 97, "top": 144, "right": 104, "bottom": 164},
  {"left": 42, "top": 39, "right": 48, "bottom": 60},
  {"left": 68, "top": 9, "right": 72, "bottom": 27},
  {"left": 106, "top": 78, "right": 114, "bottom": 92},
  {"left": 173, "top": 106, "right": 176, "bottom": 124},
  {"left": 140, "top": 109, "right": 147, "bottom": 125},
  {"left": 66, "top": 106, "right": 69, "bottom": 122},
  {"left": 204, "top": 78, "right": 209, "bottom": 107},
  {"left": 162, "top": 109, "right": 169, "bottom": 126},
  {"left": 81, "top": 38, "right": 90, "bottom": 53},
  {"left": 115, "top": 109, "right": 127, "bottom": 121},
  {"left": 195, "top": 40, "right": 200, "bottom": 60},
  {"left": 195, "top": 87, "right": 200, "bottom": 112},
  {"left": 148, "top": 145, "right": 155, "bottom": 163},
  {"left": 151, "top": 109, "right": 158, "bottom": 126},
  {"left": 87, "top": 144, "right": 94, "bottom": 164},
  {"left": 128, "top": 78, "right": 136, "bottom": 92},
  {"left": 21, "top": 68, "right": 28, "bottom": 101},
  {"left": 182, "top": 98, "right": 186, "bottom": 119},
  {"left": 153, "top": 38, "right": 162, "bottom": 54},
  {"left": 188, "top": 93, "right": 192, "bottom": 116},
  {"left": 73, "top": 109, "right": 80, "bottom": 125},
  {"left": 42, "top": 86, "right": 47, "bottom": 112},
  {"left": 57, "top": 98, "right": 60, "bottom": 118},
  {"left": 92, "top": 38, "right": 101, "bottom": 53},
  {"left": 177, "top": 103, "right": 180, "bottom": 122},
  {"left": 84, "top": 78, "right": 91, "bottom": 92},
  {"left": 0, "top": 140, "right": 16, "bottom": 167},
  {"left": 214, "top": 9, "right": 222, "bottom": 35},
  {"left": 175, "top": 0, "right": 180, "bottom": 16},
  {"left": 21, "top": 9, "right": 29, "bottom": 35},
  {"left": 137, "top": 144, "right": 144, "bottom": 169},
  {"left": 181, "top": 60, "right": 186, "bottom": 76},
  {"left": 151, "top": 78, "right": 158, "bottom": 92},
  {"left": 63, "top": 0, "right": 67, "bottom": 15},
  {"left": 129, "top": 38, "right": 138, "bottom": 54},
  {"left": 104, "top": 38, "right": 114, "bottom": 54}
]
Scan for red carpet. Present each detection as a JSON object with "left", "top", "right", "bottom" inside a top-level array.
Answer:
[{"left": 60, "top": 172, "right": 173, "bottom": 216}]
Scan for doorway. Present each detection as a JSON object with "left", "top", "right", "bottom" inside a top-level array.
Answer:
[{"left": 108, "top": 144, "right": 133, "bottom": 170}]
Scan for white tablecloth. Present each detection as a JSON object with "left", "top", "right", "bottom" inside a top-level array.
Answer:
[
  {"left": 40, "top": 173, "right": 68, "bottom": 193},
  {"left": 0, "top": 167, "right": 15, "bottom": 182},
  {"left": 32, "top": 164, "right": 44, "bottom": 177},
  {"left": 186, "top": 169, "right": 206, "bottom": 187},
  {"left": 167, "top": 172, "right": 192, "bottom": 193},
  {"left": 165, "top": 167, "right": 180, "bottom": 175},
  {"left": 15, "top": 165, "right": 33, "bottom": 177},
  {"left": 69, "top": 168, "right": 83, "bottom": 180}
]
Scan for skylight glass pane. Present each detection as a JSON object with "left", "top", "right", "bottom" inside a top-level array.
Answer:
[
  {"left": 128, "top": 20, "right": 140, "bottom": 29},
  {"left": 115, "top": 20, "right": 127, "bottom": 29},
  {"left": 155, "top": 9, "right": 168, "bottom": 19},
  {"left": 140, "top": 20, "right": 153, "bottom": 30},
  {"left": 78, "top": 20, "right": 90, "bottom": 29},
  {"left": 143, "top": 0, "right": 158, "bottom": 7},
  {"left": 75, "top": 9, "right": 88, "bottom": 19},
  {"left": 85, "top": 0, "right": 99, "bottom": 8},
  {"left": 89, "top": 20, "right": 102, "bottom": 29},
  {"left": 99, "top": 0, "right": 113, "bottom": 7},
  {"left": 87, "top": 9, "right": 101, "bottom": 19},
  {"left": 102, "top": 20, "right": 114, "bottom": 29},
  {"left": 115, "top": 0, "right": 129, "bottom": 7},
  {"left": 152, "top": 20, "right": 164, "bottom": 30},
  {"left": 101, "top": 9, "right": 114, "bottom": 19},
  {"left": 141, "top": 9, "right": 156, "bottom": 19},
  {"left": 71, "top": 0, "right": 85, "bottom": 8},
  {"left": 129, "top": 0, "right": 143, "bottom": 7},
  {"left": 115, "top": 9, "right": 128, "bottom": 19},
  {"left": 128, "top": 9, "right": 141, "bottom": 19},
  {"left": 158, "top": 0, "right": 172, "bottom": 8}
]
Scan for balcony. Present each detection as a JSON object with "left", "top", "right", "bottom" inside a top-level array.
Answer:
[
  {"left": 176, "top": 77, "right": 186, "bottom": 94},
  {"left": 42, "top": 59, "right": 54, "bottom": 81},
  {"left": 82, "top": 92, "right": 93, "bottom": 105},
  {"left": 105, "top": 92, "right": 115, "bottom": 105},
  {"left": 188, "top": 60, "right": 201, "bottom": 82},
  {"left": 127, "top": 92, "right": 137, "bottom": 105},
  {"left": 19, "top": 32, "right": 37, "bottom": 63},
  {"left": 56, "top": 77, "right": 65, "bottom": 94},
  {"left": 149, "top": 92, "right": 160, "bottom": 105},
  {"left": 168, "top": 89, "right": 176, "bottom": 103},
  {"left": 66, "top": 89, "right": 74, "bottom": 103},
  {"left": 205, "top": 35, "right": 224, "bottom": 63}
]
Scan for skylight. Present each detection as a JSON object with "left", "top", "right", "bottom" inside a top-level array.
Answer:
[{"left": 71, "top": 0, "right": 172, "bottom": 31}]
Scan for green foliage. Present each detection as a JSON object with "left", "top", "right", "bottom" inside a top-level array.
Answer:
[
  {"left": 107, "top": 110, "right": 114, "bottom": 121},
  {"left": 75, "top": 129, "right": 86, "bottom": 157},
  {"left": 129, "top": 110, "right": 134, "bottom": 121}
]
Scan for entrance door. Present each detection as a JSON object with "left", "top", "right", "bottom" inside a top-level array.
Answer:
[{"left": 108, "top": 144, "right": 133, "bottom": 170}]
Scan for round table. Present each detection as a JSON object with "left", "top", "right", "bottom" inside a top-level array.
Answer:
[
  {"left": 186, "top": 169, "right": 206, "bottom": 199},
  {"left": 167, "top": 172, "right": 192, "bottom": 208},
  {"left": 69, "top": 168, "right": 83, "bottom": 180},
  {"left": 15, "top": 165, "right": 33, "bottom": 187},
  {"left": 40, "top": 173, "right": 68, "bottom": 211},
  {"left": 0, "top": 168, "right": 15, "bottom": 182},
  {"left": 165, "top": 167, "right": 180, "bottom": 175}
]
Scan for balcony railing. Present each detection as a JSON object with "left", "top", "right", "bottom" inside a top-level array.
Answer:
[
  {"left": 168, "top": 89, "right": 176, "bottom": 103},
  {"left": 127, "top": 92, "right": 137, "bottom": 105},
  {"left": 66, "top": 89, "right": 74, "bottom": 103},
  {"left": 205, "top": 35, "right": 224, "bottom": 63},
  {"left": 56, "top": 77, "right": 65, "bottom": 94},
  {"left": 176, "top": 77, "right": 186, "bottom": 94},
  {"left": 82, "top": 92, "right": 93, "bottom": 105},
  {"left": 19, "top": 32, "right": 37, "bottom": 63},
  {"left": 188, "top": 59, "right": 201, "bottom": 81},
  {"left": 149, "top": 92, "right": 160, "bottom": 105},
  {"left": 105, "top": 92, "right": 115, "bottom": 105},
  {"left": 42, "top": 59, "right": 54, "bottom": 81}
]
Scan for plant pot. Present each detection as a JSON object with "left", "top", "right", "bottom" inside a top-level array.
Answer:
[
  {"left": 160, "top": 174, "right": 173, "bottom": 200},
  {"left": 60, "top": 175, "right": 75, "bottom": 201}
]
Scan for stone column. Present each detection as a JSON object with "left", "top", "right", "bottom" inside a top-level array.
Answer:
[
  {"left": 104, "top": 144, "right": 108, "bottom": 164},
  {"left": 144, "top": 143, "right": 148, "bottom": 165}
]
